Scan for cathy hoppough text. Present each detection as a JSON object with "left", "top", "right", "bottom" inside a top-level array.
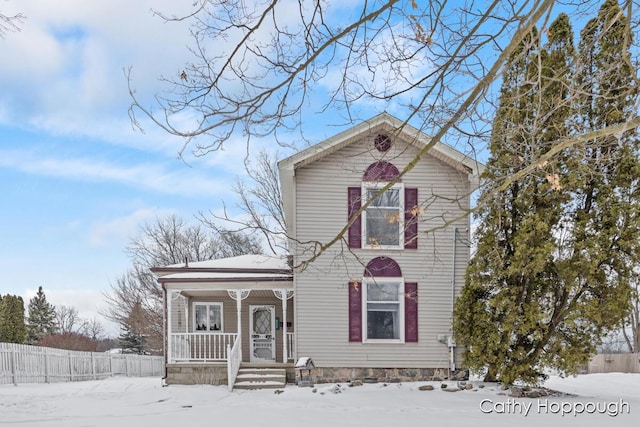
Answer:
[{"left": 480, "top": 398, "right": 630, "bottom": 417}]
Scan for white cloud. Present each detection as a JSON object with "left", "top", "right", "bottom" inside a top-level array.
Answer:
[
  {"left": 0, "top": 0, "right": 331, "bottom": 162},
  {"left": 25, "top": 113, "right": 183, "bottom": 158},
  {"left": 23, "top": 287, "right": 120, "bottom": 337},
  {"left": 88, "top": 207, "right": 174, "bottom": 248},
  {"left": 318, "top": 22, "right": 433, "bottom": 111},
  {"left": 0, "top": 148, "right": 230, "bottom": 197},
  {"left": 0, "top": 0, "right": 196, "bottom": 146}
]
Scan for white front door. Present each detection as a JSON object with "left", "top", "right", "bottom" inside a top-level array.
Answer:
[{"left": 249, "top": 305, "right": 276, "bottom": 363}]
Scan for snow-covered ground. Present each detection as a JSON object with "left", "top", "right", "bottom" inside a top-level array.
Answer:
[{"left": 0, "top": 373, "right": 638, "bottom": 426}]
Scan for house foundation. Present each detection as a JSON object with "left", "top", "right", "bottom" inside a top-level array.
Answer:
[
  {"left": 166, "top": 363, "right": 229, "bottom": 386},
  {"left": 310, "top": 367, "right": 469, "bottom": 383},
  {"left": 166, "top": 363, "right": 298, "bottom": 386},
  {"left": 165, "top": 364, "right": 468, "bottom": 386}
]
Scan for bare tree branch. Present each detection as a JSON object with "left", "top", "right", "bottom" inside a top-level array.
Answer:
[
  {"left": 0, "top": 9, "right": 25, "bottom": 38},
  {"left": 54, "top": 305, "right": 81, "bottom": 335},
  {"left": 103, "top": 214, "right": 263, "bottom": 353},
  {"left": 127, "top": 1, "right": 640, "bottom": 273},
  {"left": 199, "top": 150, "right": 288, "bottom": 254}
]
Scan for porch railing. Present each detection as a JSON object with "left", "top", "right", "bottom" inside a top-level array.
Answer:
[
  {"left": 170, "top": 333, "right": 237, "bottom": 362},
  {"left": 287, "top": 332, "right": 295, "bottom": 361},
  {"left": 226, "top": 339, "right": 242, "bottom": 391}
]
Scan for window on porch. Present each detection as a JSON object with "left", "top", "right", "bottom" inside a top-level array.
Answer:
[{"left": 193, "top": 302, "right": 223, "bottom": 332}]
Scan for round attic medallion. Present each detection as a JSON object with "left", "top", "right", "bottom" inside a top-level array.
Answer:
[{"left": 374, "top": 134, "right": 391, "bottom": 152}]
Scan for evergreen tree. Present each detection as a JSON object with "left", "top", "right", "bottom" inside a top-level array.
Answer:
[
  {"left": 0, "top": 294, "right": 27, "bottom": 344},
  {"left": 118, "top": 301, "right": 146, "bottom": 354},
  {"left": 26, "top": 286, "right": 57, "bottom": 344},
  {"left": 118, "top": 323, "right": 146, "bottom": 355},
  {"left": 454, "top": 25, "right": 557, "bottom": 384},
  {"left": 571, "top": 0, "right": 640, "bottom": 355},
  {"left": 455, "top": 4, "right": 640, "bottom": 385}
]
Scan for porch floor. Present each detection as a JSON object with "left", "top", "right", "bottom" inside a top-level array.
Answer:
[{"left": 241, "top": 362, "right": 295, "bottom": 368}]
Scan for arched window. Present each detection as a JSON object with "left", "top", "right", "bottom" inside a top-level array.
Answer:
[
  {"left": 348, "top": 257, "right": 418, "bottom": 343},
  {"left": 363, "top": 161, "right": 399, "bottom": 182},
  {"left": 364, "top": 256, "right": 402, "bottom": 277},
  {"left": 347, "top": 160, "right": 418, "bottom": 250}
]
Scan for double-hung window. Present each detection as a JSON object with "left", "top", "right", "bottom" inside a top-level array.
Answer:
[
  {"left": 349, "top": 257, "right": 418, "bottom": 343},
  {"left": 193, "top": 302, "right": 223, "bottom": 332},
  {"left": 362, "top": 183, "right": 404, "bottom": 249},
  {"left": 363, "top": 279, "right": 404, "bottom": 342}
]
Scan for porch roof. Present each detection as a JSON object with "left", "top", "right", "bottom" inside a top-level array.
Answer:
[{"left": 152, "top": 254, "right": 293, "bottom": 287}]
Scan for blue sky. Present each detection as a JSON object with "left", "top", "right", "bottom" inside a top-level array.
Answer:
[
  {"left": 0, "top": 1, "right": 289, "bottom": 335},
  {"left": 0, "top": 0, "right": 389, "bottom": 336},
  {"left": 0, "top": 1, "right": 585, "bottom": 336}
]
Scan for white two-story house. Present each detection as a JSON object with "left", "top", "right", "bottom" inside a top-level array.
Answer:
[{"left": 153, "top": 113, "right": 482, "bottom": 388}]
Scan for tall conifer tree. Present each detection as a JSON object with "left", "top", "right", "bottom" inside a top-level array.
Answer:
[
  {"left": 0, "top": 294, "right": 27, "bottom": 344},
  {"left": 118, "top": 301, "right": 147, "bottom": 354},
  {"left": 27, "top": 286, "right": 57, "bottom": 344},
  {"left": 455, "top": 3, "right": 640, "bottom": 384},
  {"left": 571, "top": 0, "right": 640, "bottom": 353},
  {"left": 454, "top": 25, "right": 559, "bottom": 384}
]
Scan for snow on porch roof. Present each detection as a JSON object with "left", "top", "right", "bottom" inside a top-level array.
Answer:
[{"left": 151, "top": 254, "right": 293, "bottom": 283}]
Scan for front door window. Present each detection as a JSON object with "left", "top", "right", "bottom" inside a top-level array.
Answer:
[{"left": 250, "top": 305, "right": 275, "bottom": 362}]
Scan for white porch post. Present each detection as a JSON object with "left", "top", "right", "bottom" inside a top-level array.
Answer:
[
  {"left": 167, "top": 290, "right": 173, "bottom": 363},
  {"left": 184, "top": 296, "right": 189, "bottom": 332},
  {"left": 280, "top": 290, "right": 287, "bottom": 363},
  {"left": 227, "top": 290, "right": 250, "bottom": 359},
  {"left": 236, "top": 292, "right": 242, "bottom": 355},
  {"left": 273, "top": 289, "right": 294, "bottom": 363}
]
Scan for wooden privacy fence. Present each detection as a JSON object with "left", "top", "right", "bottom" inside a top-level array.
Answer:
[
  {"left": 587, "top": 352, "right": 640, "bottom": 374},
  {"left": 0, "top": 342, "right": 164, "bottom": 385}
]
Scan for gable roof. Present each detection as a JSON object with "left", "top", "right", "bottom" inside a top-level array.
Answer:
[
  {"left": 278, "top": 112, "right": 484, "bottom": 237},
  {"left": 278, "top": 112, "right": 483, "bottom": 176}
]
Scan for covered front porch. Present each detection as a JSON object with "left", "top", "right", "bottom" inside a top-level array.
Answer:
[
  {"left": 166, "top": 288, "right": 295, "bottom": 364},
  {"left": 153, "top": 255, "right": 295, "bottom": 387}
]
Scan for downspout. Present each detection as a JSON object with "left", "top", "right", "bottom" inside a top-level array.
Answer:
[
  {"left": 449, "top": 227, "right": 457, "bottom": 373},
  {"left": 291, "top": 170, "right": 298, "bottom": 364}
]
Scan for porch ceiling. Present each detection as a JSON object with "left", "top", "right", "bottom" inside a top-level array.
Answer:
[
  {"left": 178, "top": 289, "right": 284, "bottom": 298},
  {"left": 164, "top": 279, "right": 292, "bottom": 292}
]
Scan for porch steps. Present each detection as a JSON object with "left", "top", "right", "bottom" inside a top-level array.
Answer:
[{"left": 233, "top": 368, "right": 287, "bottom": 390}]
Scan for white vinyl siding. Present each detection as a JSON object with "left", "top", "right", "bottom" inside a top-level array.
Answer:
[
  {"left": 293, "top": 137, "right": 470, "bottom": 368},
  {"left": 169, "top": 294, "right": 188, "bottom": 334}
]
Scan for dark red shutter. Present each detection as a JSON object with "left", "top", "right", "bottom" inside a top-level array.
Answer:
[
  {"left": 405, "top": 282, "right": 418, "bottom": 342},
  {"left": 347, "top": 187, "right": 362, "bottom": 248},
  {"left": 404, "top": 188, "right": 418, "bottom": 249},
  {"left": 348, "top": 281, "right": 362, "bottom": 342}
]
